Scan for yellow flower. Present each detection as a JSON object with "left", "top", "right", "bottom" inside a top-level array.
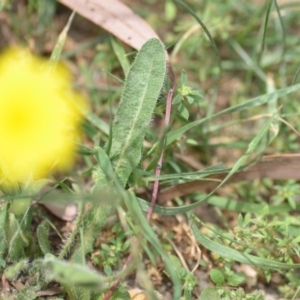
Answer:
[{"left": 0, "top": 48, "right": 86, "bottom": 190}]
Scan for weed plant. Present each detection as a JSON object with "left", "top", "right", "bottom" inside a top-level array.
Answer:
[{"left": 1, "top": 1, "right": 300, "bottom": 300}]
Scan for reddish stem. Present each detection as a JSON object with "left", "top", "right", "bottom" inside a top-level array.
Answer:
[{"left": 146, "top": 80, "right": 174, "bottom": 220}]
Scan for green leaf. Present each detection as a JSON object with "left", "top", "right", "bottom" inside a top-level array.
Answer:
[
  {"left": 37, "top": 222, "right": 52, "bottom": 255},
  {"left": 200, "top": 287, "right": 220, "bottom": 300},
  {"left": 165, "top": 0, "right": 177, "bottom": 21},
  {"left": 227, "top": 272, "right": 246, "bottom": 286},
  {"left": 50, "top": 11, "right": 75, "bottom": 64},
  {"left": 237, "top": 214, "right": 243, "bottom": 227},
  {"left": 108, "top": 38, "right": 167, "bottom": 186},
  {"left": 111, "top": 37, "right": 130, "bottom": 76},
  {"left": 86, "top": 112, "right": 110, "bottom": 135},
  {"left": 187, "top": 96, "right": 194, "bottom": 104},
  {"left": 43, "top": 254, "right": 104, "bottom": 288},
  {"left": 259, "top": 0, "right": 273, "bottom": 61},
  {"left": 137, "top": 196, "right": 207, "bottom": 215},
  {"left": 210, "top": 269, "right": 225, "bottom": 286},
  {"left": 8, "top": 213, "right": 29, "bottom": 262},
  {"left": 172, "top": 94, "right": 182, "bottom": 105},
  {"left": 0, "top": 203, "right": 8, "bottom": 247},
  {"left": 287, "top": 196, "right": 297, "bottom": 210},
  {"left": 230, "top": 39, "right": 266, "bottom": 81},
  {"left": 261, "top": 205, "right": 269, "bottom": 218},
  {"left": 178, "top": 103, "right": 189, "bottom": 120},
  {"left": 4, "top": 259, "right": 29, "bottom": 280},
  {"left": 144, "top": 164, "right": 229, "bottom": 182},
  {"left": 181, "top": 70, "right": 187, "bottom": 85}
]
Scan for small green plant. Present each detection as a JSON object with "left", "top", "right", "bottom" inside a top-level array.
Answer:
[
  {"left": 200, "top": 286, "right": 264, "bottom": 300},
  {"left": 169, "top": 255, "right": 198, "bottom": 299},
  {"left": 272, "top": 180, "right": 300, "bottom": 209},
  {"left": 279, "top": 270, "right": 300, "bottom": 299},
  {"left": 173, "top": 70, "right": 204, "bottom": 120},
  {"left": 92, "top": 224, "right": 130, "bottom": 276},
  {"left": 210, "top": 265, "right": 246, "bottom": 288}
]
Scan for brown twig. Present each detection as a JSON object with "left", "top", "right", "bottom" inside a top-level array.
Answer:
[
  {"left": 102, "top": 277, "right": 122, "bottom": 300},
  {"left": 158, "top": 153, "right": 300, "bottom": 203}
]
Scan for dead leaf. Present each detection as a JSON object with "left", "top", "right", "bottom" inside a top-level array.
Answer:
[
  {"left": 159, "top": 154, "right": 300, "bottom": 202},
  {"left": 129, "top": 289, "right": 148, "bottom": 300},
  {"left": 57, "top": 0, "right": 160, "bottom": 50},
  {"left": 1, "top": 273, "right": 10, "bottom": 294},
  {"left": 35, "top": 287, "right": 64, "bottom": 297},
  {"left": 128, "top": 288, "right": 163, "bottom": 300},
  {"left": 39, "top": 200, "right": 78, "bottom": 221}
]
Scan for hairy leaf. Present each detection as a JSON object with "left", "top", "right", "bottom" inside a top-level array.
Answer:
[{"left": 108, "top": 38, "right": 167, "bottom": 186}]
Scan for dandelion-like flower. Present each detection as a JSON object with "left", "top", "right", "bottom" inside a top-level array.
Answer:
[{"left": 0, "top": 48, "right": 85, "bottom": 190}]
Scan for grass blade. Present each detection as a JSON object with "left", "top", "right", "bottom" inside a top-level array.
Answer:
[
  {"left": 173, "top": 0, "right": 221, "bottom": 72},
  {"left": 190, "top": 216, "right": 300, "bottom": 270},
  {"left": 258, "top": 0, "right": 273, "bottom": 63},
  {"left": 166, "top": 84, "right": 300, "bottom": 145}
]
